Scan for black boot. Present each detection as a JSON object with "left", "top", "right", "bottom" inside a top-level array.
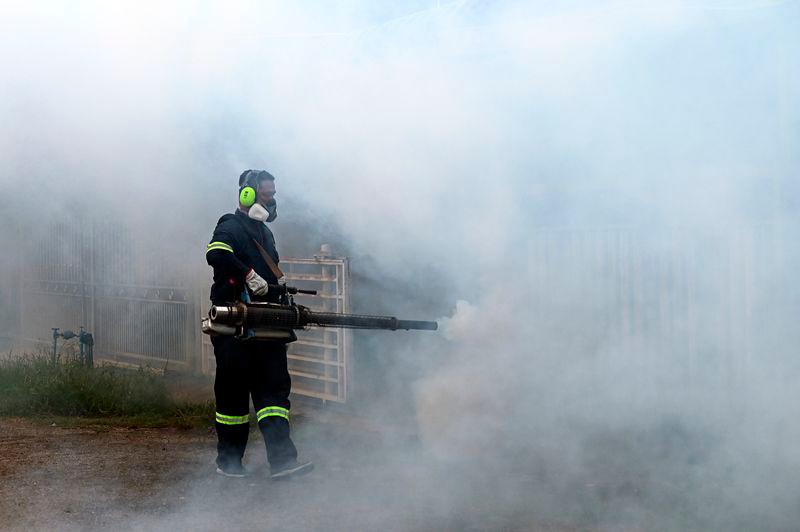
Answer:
[
  {"left": 270, "top": 460, "right": 314, "bottom": 480},
  {"left": 216, "top": 462, "right": 249, "bottom": 478}
]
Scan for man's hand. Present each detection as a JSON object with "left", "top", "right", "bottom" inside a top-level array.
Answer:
[{"left": 245, "top": 268, "right": 269, "bottom": 296}]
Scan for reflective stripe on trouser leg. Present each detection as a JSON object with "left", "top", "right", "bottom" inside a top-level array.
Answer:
[
  {"left": 256, "top": 402, "right": 295, "bottom": 469},
  {"left": 256, "top": 406, "right": 289, "bottom": 423},
  {"left": 215, "top": 412, "right": 250, "bottom": 425},
  {"left": 249, "top": 341, "right": 296, "bottom": 468},
  {"left": 214, "top": 412, "right": 250, "bottom": 468}
]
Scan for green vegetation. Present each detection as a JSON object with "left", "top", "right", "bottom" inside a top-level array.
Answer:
[{"left": 0, "top": 353, "right": 214, "bottom": 428}]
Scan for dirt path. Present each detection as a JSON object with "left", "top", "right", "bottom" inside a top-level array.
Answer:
[
  {"left": 0, "top": 415, "right": 578, "bottom": 532},
  {"left": 0, "top": 418, "right": 214, "bottom": 531}
]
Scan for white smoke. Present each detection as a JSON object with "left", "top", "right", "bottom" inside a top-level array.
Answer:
[{"left": 2, "top": 0, "right": 800, "bottom": 529}]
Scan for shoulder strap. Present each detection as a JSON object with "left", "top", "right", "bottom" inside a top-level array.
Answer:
[{"left": 252, "top": 238, "right": 284, "bottom": 279}]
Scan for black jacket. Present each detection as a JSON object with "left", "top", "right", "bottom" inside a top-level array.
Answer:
[{"left": 206, "top": 210, "right": 281, "bottom": 304}]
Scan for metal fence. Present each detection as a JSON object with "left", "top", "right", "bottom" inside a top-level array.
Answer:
[
  {"left": 19, "top": 220, "right": 199, "bottom": 371},
  {"left": 16, "top": 218, "right": 352, "bottom": 402},
  {"left": 526, "top": 223, "right": 787, "bottom": 394}
]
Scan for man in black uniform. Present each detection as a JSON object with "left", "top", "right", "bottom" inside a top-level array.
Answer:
[{"left": 206, "top": 169, "right": 313, "bottom": 479}]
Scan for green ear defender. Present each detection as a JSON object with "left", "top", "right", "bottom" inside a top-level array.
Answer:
[
  {"left": 239, "top": 170, "right": 258, "bottom": 207},
  {"left": 239, "top": 185, "right": 257, "bottom": 207}
]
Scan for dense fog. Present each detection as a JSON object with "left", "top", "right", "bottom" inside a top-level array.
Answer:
[{"left": 2, "top": 1, "right": 799, "bottom": 529}]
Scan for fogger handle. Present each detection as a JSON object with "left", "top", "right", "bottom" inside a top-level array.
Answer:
[{"left": 269, "top": 284, "right": 318, "bottom": 296}]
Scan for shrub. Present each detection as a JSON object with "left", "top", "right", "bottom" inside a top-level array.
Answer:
[{"left": 0, "top": 353, "right": 213, "bottom": 425}]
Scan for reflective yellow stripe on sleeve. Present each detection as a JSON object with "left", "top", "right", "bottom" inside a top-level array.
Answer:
[
  {"left": 207, "top": 241, "right": 234, "bottom": 254},
  {"left": 256, "top": 406, "right": 289, "bottom": 422},
  {"left": 215, "top": 412, "right": 250, "bottom": 425}
]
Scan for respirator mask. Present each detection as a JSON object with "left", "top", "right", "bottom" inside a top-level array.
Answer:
[{"left": 246, "top": 199, "right": 277, "bottom": 223}]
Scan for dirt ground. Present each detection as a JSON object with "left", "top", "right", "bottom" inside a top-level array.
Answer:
[{"left": 0, "top": 413, "right": 577, "bottom": 532}]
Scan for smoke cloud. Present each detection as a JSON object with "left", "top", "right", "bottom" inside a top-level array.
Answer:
[{"left": 2, "top": 0, "right": 800, "bottom": 529}]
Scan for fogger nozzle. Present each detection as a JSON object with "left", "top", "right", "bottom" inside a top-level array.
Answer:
[{"left": 209, "top": 305, "right": 243, "bottom": 324}]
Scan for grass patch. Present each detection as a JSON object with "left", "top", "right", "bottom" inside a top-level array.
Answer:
[{"left": 0, "top": 353, "right": 214, "bottom": 428}]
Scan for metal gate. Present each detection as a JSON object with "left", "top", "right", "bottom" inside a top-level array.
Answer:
[{"left": 201, "top": 248, "right": 351, "bottom": 403}]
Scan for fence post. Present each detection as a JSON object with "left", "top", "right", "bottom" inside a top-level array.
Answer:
[
  {"left": 190, "top": 282, "right": 202, "bottom": 374},
  {"left": 17, "top": 220, "right": 25, "bottom": 346},
  {"left": 89, "top": 218, "right": 96, "bottom": 335}
]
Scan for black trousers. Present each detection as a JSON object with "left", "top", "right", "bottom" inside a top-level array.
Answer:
[{"left": 211, "top": 335, "right": 298, "bottom": 469}]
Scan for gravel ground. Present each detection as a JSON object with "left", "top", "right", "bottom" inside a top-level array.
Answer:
[{"left": 0, "top": 415, "right": 578, "bottom": 532}]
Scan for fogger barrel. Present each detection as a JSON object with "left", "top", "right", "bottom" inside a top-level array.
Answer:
[{"left": 208, "top": 302, "right": 438, "bottom": 333}]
